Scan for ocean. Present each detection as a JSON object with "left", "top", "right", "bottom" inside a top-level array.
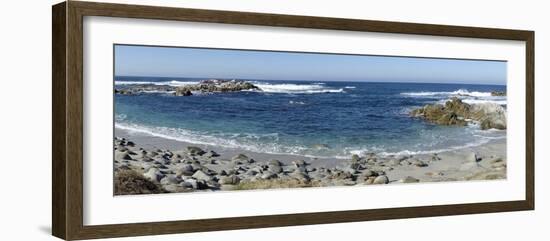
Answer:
[{"left": 114, "top": 76, "right": 507, "bottom": 159}]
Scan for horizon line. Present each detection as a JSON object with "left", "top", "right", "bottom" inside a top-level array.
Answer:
[{"left": 114, "top": 75, "right": 507, "bottom": 86}]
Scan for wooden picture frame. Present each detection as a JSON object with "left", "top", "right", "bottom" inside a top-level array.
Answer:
[{"left": 52, "top": 1, "right": 534, "bottom": 240}]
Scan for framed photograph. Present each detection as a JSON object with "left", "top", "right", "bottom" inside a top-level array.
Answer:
[{"left": 52, "top": 1, "right": 534, "bottom": 240}]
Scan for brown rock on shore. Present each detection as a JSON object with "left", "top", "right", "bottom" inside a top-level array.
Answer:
[{"left": 410, "top": 97, "right": 506, "bottom": 130}]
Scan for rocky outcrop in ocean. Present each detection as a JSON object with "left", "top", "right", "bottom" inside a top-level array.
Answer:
[
  {"left": 114, "top": 79, "right": 259, "bottom": 96},
  {"left": 174, "top": 79, "right": 259, "bottom": 96},
  {"left": 410, "top": 97, "right": 507, "bottom": 130}
]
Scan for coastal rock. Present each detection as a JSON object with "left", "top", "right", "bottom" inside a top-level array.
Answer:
[
  {"left": 143, "top": 168, "right": 164, "bottom": 182},
  {"left": 361, "top": 170, "right": 376, "bottom": 178},
  {"left": 175, "top": 89, "right": 192, "bottom": 96},
  {"left": 410, "top": 97, "right": 506, "bottom": 129},
  {"left": 471, "top": 103, "right": 507, "bottom": 130},
  {"left": 232, "top": 154, "right": 251, "bottom": 164},
  {"left": 387, "top": 159, "right": 401, "bottom": 166},
  {"left": 268, "top": 159, "right": 282, "bottom": 166},
  {"left": 186, "top": 146, "right": 206, "bottom": 156},
  {"left": 412, "top": 160, "right": 428, "bottom": 167},
  {"left": 205, "top": 150, "right": 220, "bottom": 158},
  {"left": 268, "top": 164, "right": 283, "bottom": 174},
  {"left": 410, "top": 98, "right": 467, "bottom": 126},
  {"left": 410, "top": 97, "right": 506, "bottom": 130},
  {"left": 373, "top": 175, "right": 389, "bottom": 184},
  {"left": 174, "top": 79, "right": 259, "bottom": 96},
  {"left": 351, "top": 154, "right": 361, "bottom": 163},
  {"left": 192, "top": 170, "right": 213, "bottom": 181},
  {"left": 261, "top": 171, "right": 278, "bottom": 180},
  {"left": 175, "top": 164, "right": 195, "bottom": 177},
  {"left": 219, "top": 175, "right": 240, "bottom": 185},
  {"left": 184, "top": 179, "right": 208, "bottom": 190},
  {"left": 292, "top": 160, "right": 308, "bottom": 167},
  {"left": 160, "top": 175, "right": 180, "bottom": 185},
  {"left": 491, "top": 91, "right": 506, "bottom": 96},
  {"left": 115, "top": 151, "right": 133, "bottom": 161},
  {"left": 164, "top": 184, "right": 185, "bottom": 193}
]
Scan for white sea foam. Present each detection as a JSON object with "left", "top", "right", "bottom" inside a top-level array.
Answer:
[
  {"left": 461, "top": 99, "right": 507, "bottom": 105},
  {"left": 115, "top": 122, "right": 317, "bottom": 157},
  {"left": 289, "top": 100, "right": 306, "bottom": 105},
  {"left": 402, "top": 89, "right": 507, "bottom": 105},
  {"left": 400, "top": 89, "right": 493, "bottom": 97},
  {"left": 251, "top": 82, "right": 344, "bottom": 94},
  {"left": 115, "top": 80, "right": 199, "bottom": 86},
  {"left": 116, "top": 120, "right": 505, "bottom": 160}
]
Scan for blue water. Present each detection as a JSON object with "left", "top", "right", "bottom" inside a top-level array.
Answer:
[{"left": 114, "top": 76, "right": 506, "bottom": 159}]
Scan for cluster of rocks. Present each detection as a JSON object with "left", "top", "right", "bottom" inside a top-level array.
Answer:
[
  {"left": 114, "top": 84, "right": 175, "bottom": 95},
  {"left": 410, "top": 97, "right": 507, "bottom": 130},
  {"left": 113, "top": 137, "right": 433, "bottom": 195},
  {"left": 174, "top": 79, "right": 259, "bottom": 96},
  {"left": 114, "top": 79, "right": 259, "bottom": 96}
]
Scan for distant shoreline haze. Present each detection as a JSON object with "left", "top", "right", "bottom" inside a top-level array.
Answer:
[
  {"left": 115, "top": 75, "right": 507, "bottom": 86},
  {"left": 114, "top": 45, "right": 507, "bottom": 86}
]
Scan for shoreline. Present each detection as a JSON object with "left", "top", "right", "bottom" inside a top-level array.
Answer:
[{"left": 114, "top": 127, "right": 507, "bottom": 195}]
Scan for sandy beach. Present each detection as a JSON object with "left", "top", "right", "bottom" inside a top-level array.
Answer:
[{"left": 114, "top": 126, "right": 507, "bottom": 195}]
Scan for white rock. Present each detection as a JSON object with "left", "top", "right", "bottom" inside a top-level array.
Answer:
[{"left": 373, "top": 175, "right": 389, "bottom": 184}]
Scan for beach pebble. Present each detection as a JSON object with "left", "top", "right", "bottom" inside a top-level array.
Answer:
[
  {"left": 204, "top": 150, "right": 220, "bottom": 158},
  {"left": 160, "top": 175, "right": 180, "bottom": 185},
  {"left": 115, "top": 151, "right": 133, "bottom": 161},
  {"left": 292, "top": 160, "right": 307, "bottom": 167},
  {"left": 232, "top": 154, "right": 251, "bottom": 164},
  {"left": 143, "top": 168, "right": 164, "bottom": 182},
  {"left": 362, "top": 177, "right": 375, "bottom": 185},
  {"left": 413, "top": 160, "right": 428, "bottom": 167},
  {"left": 261, "top": 171, "right": 278, "bottom": 180},
  {"left": 186, "top": 146, "right": 206, "bottom": 156},
  {"left": 361, "top": 170, "right": 376, "bottom": 178},
  {"left": 397, "top": 156, "right": 410, "bottom": 161},
  {"left": 399, "top": 176, "right": 420, "bottom": 183},
  {"left": 469, "top": 152, "right": 482, "bottom": 162},
  {"left": 431, "top": 154, "right": 442, "bottom": 161},
  {"left": 268, "top": 159, "right": 283, "bottom": 166},
  {"left": 192, "top": 170, "right": 213, "bottom": 181},
  {"left": 306, "top": 167, "right": 317, "bottom": 172},
  {"left": 290, "top": 171, "right": 310, "bottom": 182},
  {"left": 184, "top": 179, "right": 208, "bottom": 190},
  {"left": 176, "top": 164, "right": 195, "bottom": 176},
  {"left": 349, "top": 162, "right": 361, "bottom": 170},
  {"left": 367, "top": 158, "right": 377, "bottom": 165},
  {"left": 219, "top": 175, "right": 240, "bottom": 185},
  {"left": 268, "top": 164, "right": 283, "bottom": 174},
  {"left": 387, "top": 159, "right": 401, "bottom": 166},
  {"left": 373, "top": 175, "right": 389, "bottom": 184}
]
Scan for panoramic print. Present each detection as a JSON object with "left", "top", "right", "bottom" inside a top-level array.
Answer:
[{"left": 113, "top": 45, "right": 507, "bottom": 195}]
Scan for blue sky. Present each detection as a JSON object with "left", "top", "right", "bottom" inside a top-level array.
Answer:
[{"left": 114, "top": 45, "right": 506, "bottom": 85}]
